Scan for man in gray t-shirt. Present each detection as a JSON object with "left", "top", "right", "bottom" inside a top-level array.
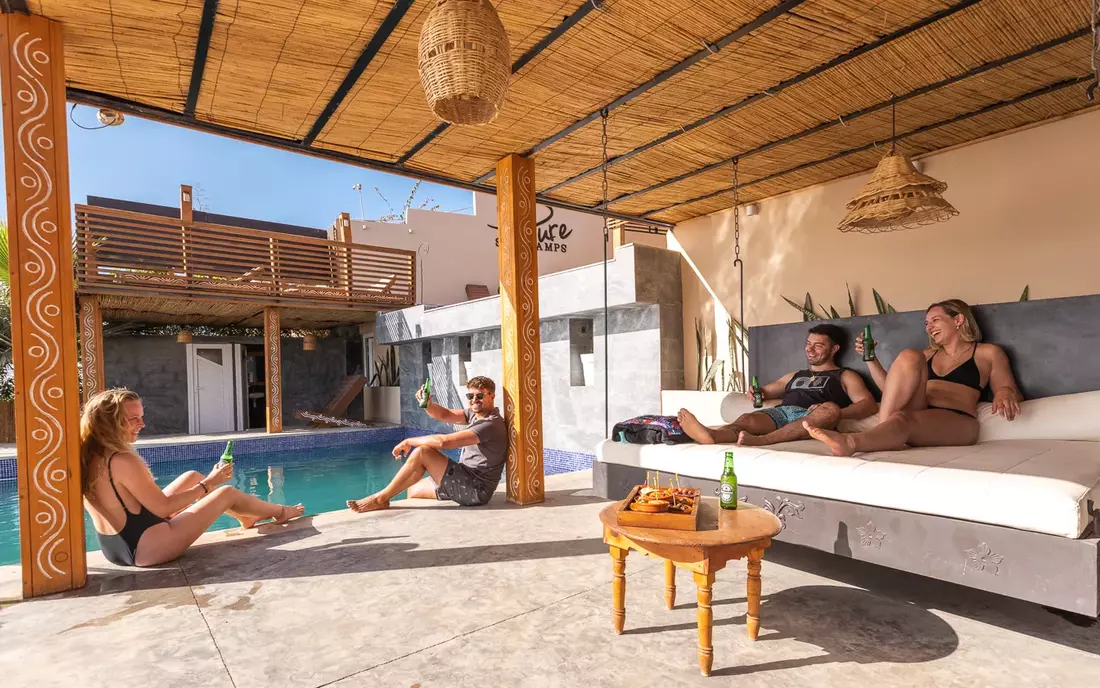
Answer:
[{"left": 347, "top": 376, "right": 509, "bottom": 512}]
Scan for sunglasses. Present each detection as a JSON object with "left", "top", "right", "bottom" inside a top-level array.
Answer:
[{"left": 466, "top": 392, "right": 487, "bottom": 401}]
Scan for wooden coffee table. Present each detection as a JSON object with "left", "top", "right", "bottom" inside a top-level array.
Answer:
[{"left": 599, "top": 497, "right": 782, "bottom": 676}]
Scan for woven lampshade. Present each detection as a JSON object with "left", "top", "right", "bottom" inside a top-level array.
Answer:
[
  {"left": 303, "top": 334, "right": 317, "bottom": 352},
  {"left": 176, "top": 329, "right": 193, "bottom": 344},
  {"left": 838, "top": 152, "right": 958, "bottom": 233},
  {"left": 418, "top": 0, "right": 511, "bottom": 126}
]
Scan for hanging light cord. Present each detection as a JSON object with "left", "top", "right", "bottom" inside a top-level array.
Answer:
[
  {"left": 600, "top": 108, "right": 610, "bottom": 439},
  {"left": 732, "top": 158, "right": 746, "bottom": 391},
  {"left": 69, "top": 103, "right": 110, "bottom": 131},
  {"left": 1089, "top": 0, "right": 1099, "bottom": 101}
]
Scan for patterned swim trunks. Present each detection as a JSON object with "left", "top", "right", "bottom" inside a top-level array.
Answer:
[
  {"left": 435, "top": 461, "right": 493, "bottom": 506},
  {"left": 758, "top": 405, "right": 811, "bottom": 429}
]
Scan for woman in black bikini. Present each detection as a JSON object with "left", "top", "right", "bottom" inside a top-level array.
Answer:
[
  {"left": 81, "top": 389, "right": 305, "bottom": 567},
  {"left": 805, "top": 299, "right": 1022, "bottom": 456}
]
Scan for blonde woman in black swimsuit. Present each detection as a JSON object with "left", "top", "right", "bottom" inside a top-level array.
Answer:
[
  {"left": 81, "top": 389, "right": 305, "bottom": 567},
  {"left": 805, "top": 299, "right": 1023, "bottom": 456}
]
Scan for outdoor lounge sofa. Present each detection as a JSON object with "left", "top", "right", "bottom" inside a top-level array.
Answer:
[{"left": 595, "top": 296, "right": 1100, "bottom": 617}]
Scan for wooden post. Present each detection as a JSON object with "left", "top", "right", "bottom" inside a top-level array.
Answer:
[
  {"left": 334, "top": 212, "right": 352, "bottom": 295},
  {"left": 79, "top": 296, "right": 106, "bottom": 404},
  {"left": 495, "top": 153, "right": 544, "bottom": 505},
  {"left": 263, "top": 307, "right": 283, "bottom": 433},
  {"left": 609, "top": 219, "right": 626, "bottom": 256},
  {"left": 1, "top": 14, "right": 86, "bottom": 597},
  {"left": 180, "top": 184, "right": 192, "bottom": 283}
]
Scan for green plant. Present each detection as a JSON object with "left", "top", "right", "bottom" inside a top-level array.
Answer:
[
  {"left": 1020, "top": 285, "right": 1029, "bottom": 301},
  {"left": 727, "top": 315, "right": 749, "bottom": 392},
  {"left": 695, "top": 319, "right": 716, "bottom": 391},
  {"left": 370, "top": 346, "right": 399, "bottom": 386},
  {"left": 784, "top": 286, "right": 897, "bottom": 320}
]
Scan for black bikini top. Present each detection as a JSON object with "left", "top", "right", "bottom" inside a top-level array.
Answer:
[{"left": 927, "top": 345, "right": 983, "bottom": 392}]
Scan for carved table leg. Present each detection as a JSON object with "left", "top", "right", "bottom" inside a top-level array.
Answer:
[
  {"left": 664, "top": 559, "right": 676, "bottom": 610},
  {"left": 747, "top": 548, "right": 763, "bottom": 641},
  {"left": 694, "top": 571, "right": 715, "bottom": 676},
  {"left": 610, "top": 546, "right": 628, "bottom": 634}
]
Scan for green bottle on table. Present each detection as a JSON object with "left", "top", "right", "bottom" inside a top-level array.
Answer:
[
  {"left": 220, "top": 440, "right": 234, "bottom": 465},
  {"left": 862, "top": 324, "right": 876, "bottom": 362},
  {"left": 751, "top": 375, "right": 763, "bottom": 409},
  {"left": 719, "top": 451, "right": 738, "bottom": 510},
  {"left": 419, "top": 377, "right": 431, "bottom": 408}
]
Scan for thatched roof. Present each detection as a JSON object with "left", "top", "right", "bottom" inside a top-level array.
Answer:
[{"left": 31, "top": 0, "right": 1098, "bottom": 225}]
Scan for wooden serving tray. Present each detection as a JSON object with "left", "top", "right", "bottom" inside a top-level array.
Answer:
[{"left": 615, "top": 485, "right": 702, "bottom": 531}]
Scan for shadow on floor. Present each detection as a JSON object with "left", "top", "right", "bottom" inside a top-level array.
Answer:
[
  {"left": 413, "top": 487, "right": 608, "bottom": 511},
  {"left": 628, "top": 585, "right": 960, "bottom": 677},
  {"left": 765, "top": 541, "right": 1099, "bottom": 656}
]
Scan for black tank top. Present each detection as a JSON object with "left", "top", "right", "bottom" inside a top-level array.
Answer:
[{"left": 781, "top": 368, "right": 853, "bottom": 409}]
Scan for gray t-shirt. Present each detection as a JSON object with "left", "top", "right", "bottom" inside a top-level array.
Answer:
[{"left": 459, "top": 407, "right": 508, "bottom": 485}]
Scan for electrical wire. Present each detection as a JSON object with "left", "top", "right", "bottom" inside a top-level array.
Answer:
[{"left": 69, "top": 104, "right": 110, "bottom": 131}]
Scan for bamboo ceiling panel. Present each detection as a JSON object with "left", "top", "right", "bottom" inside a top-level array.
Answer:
[
  {"left": 650, "top": 82, "right": 1091, "bottom": 223},
  {"left": 545, "top": 0, "right": 1087, "bottom": 208},
  {"left": 313, "top": 0, "right": 599, "bottom": 162},
  {"left": 98, "top": 294, "right": 386, "bottom": 329},
  {"left": 192, "top": 0, "right": 402, "bottom": 140},
  {"left": 30, "top": 0, "right": 1100, "bottom": 226},
  {"left": 612, "top": 40, "right": 1088, "bottom": 217},
  {"left": 530, "top": 0, "right": 954, "bottom": 189},
  {"left": 30, "top": 0, "right": 202, "bottom": 111},
  {"left": 401, "top": 0, "right": 769, "bottom": 179}
]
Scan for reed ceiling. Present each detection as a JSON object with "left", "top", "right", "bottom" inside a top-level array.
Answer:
[{"left": 29, "top": 0, "right": 1099, "bottom": 225}]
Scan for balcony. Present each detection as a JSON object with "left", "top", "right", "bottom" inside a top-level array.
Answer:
[{"left": 74, "top": 204, "right": 416, "bottom": 328}]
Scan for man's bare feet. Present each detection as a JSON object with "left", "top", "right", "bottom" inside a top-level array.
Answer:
[
  {"left": 736, "top": 430, "right": 767, "bottom": 447},
  {"left": 347, "top": 493, "right": 390, "bottom": 513},
  {"left": 677, "top": 409, "right": 715, "bottom": 445},
  {"left": 273, "top": 503, "right": 305, "bottom": 525},
  {"left": 803, "top": 421, "right": 857, "bottom": 457}
]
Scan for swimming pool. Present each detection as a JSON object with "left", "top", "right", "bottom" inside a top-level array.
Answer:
[{"left": 0, "top": 441, "right": 418, "bottom": 566}]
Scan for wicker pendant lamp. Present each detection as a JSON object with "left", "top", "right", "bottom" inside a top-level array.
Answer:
[
  {"left": 838, "top": 101, "right": 958, "bottom": 234},
  {"left": 418, "top": 0, "right": 511, "bottom": 125}
]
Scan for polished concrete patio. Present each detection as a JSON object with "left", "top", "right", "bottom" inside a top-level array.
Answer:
[{"left": 1, "top": 470, "right": 1096, "bottom": 688}]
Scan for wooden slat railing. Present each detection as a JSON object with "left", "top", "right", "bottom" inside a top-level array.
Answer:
[{"left": 74, "top": 205, "right": 416, "bottom": 309}]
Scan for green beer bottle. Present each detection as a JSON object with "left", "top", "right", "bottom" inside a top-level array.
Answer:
[
  {"left": 419, "top": 377, "right": 431, "bottom": 408},
  {"left": 751, "top": 375, "right": 763, "bottom": 409},
  {"left": 862, "top": 324, "right": 876, "bottom": 362},
  {"left": 719, "top": 451, "right": 738, "bottom": 510},
  {"left": 220, "top": 440, "right": 234, "bottom": 465}
]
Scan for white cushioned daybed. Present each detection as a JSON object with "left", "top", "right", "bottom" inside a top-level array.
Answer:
[{"left": 594, "top": 390, "right": 1100, "bottom": 616}]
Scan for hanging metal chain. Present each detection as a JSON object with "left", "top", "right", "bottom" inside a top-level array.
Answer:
[
  {"left": 600, "top": 109, "right": 610, "bottom": 220},
  {"left": 600, "top": 107, "right": 610, "bottom": 438},
  {"left": 1089, "top": 0, "right": 1100, "bottom": 101},
  {"left": 732, "top": 158, "right": 746, "bottom": 392}
]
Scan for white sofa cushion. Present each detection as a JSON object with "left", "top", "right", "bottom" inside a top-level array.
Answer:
[{"left": 598, "top": 437, "right": 1100, "bottom": 538}]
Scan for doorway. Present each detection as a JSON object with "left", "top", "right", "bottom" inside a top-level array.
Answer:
[{"left": 186, "top": 344, "right": 239, "bottom": 434}]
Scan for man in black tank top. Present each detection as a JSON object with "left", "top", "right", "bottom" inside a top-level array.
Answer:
[{"left": 679, "top": 324, "right": 878, "bottom": 447}]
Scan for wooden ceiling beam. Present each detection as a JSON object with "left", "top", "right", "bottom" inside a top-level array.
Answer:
[{"left": 183, "top": 0, "right": 218, "bottom": 116}]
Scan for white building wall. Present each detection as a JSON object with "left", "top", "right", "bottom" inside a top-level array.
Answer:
[{"left": 349, "top": 192, "right": 606, "bottom": 307}]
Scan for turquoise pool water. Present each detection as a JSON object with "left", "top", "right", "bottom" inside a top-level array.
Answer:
[{"left": 0, "top": 441, "right": 416, "bottom": 566}]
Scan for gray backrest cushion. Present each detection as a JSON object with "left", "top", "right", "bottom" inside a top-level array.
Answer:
[{"left": 748, "top": 294, "right": 1100, "bottom": 401}]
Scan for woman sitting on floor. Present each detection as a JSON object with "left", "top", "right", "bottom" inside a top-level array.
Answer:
[
  {"left": 81, "top": 389, "right": 304, "bottom": 567},
  {"left": 805, "top": 299, "right": 1023, "bottom": 456}
]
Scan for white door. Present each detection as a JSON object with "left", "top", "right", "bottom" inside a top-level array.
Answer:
[{"left": 188, "top": 344, "right": 236, "bottom": 434}]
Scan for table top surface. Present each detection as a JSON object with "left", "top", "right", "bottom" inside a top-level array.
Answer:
[{"left": 600, "top": 497, "right": 782, "bottom": 548}]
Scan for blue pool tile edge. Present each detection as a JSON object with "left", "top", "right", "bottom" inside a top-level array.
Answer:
[{"left": 0, "top": 427, "right": 595, "bottom": 480}]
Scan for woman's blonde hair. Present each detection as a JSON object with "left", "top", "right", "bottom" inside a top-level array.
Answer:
[
  {"left": 80, "top": 388, "right": 141, "bottom": 494},
  {"left": 926, "top": 299, "right": 982, "bottom": 350}
]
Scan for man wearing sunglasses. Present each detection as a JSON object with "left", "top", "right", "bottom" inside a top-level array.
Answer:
[{"left": 347, "top": 376, "right": 507, "bottom": 512}]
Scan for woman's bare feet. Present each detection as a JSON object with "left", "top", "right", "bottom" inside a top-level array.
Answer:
[
  {"left": 736, "top": 430, "right": 766, "bottom": 447},
  {"left": 347, "top": 493, "right": 390, "bottom": 513},
  {"left": 273, "top": 503, "right": 305, "bottom": 525},
  {"left": 803, "top": 421, "right": 857, "bottom": 457},
  {"left": 677, "top": 409, "right": 715, "bottom": 444}
]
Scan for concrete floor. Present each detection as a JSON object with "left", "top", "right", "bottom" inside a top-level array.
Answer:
[{"left": 1, "top": 470, "right": 1097, "bottom": 688}]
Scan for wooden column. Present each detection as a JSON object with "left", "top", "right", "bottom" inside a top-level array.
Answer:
[
  {"left": 495, "top": 153, "right": 544, "bottom": 505},
  {"left": 1, "top": 14, "right": 86, "bottom": 597},
  {"left": 263, "top": 307, "right": 283, "bottom": 433},
  {"left": 79, "top": 296, "right": 106, "bottom": 404},
  {"left": 334, "top": 212, "right": 352, "bottom": 294},
  {"left": 179, "top": 184, "right": 192, "bottom": 283}
]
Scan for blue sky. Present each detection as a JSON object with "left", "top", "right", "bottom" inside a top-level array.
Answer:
[{"left": 0, "top": 104, "right": 474, "bottom": 229}]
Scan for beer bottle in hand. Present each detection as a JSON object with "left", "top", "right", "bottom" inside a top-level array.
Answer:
[
  {"left": 862, "top": 324, "right": 876, "bottom": 362},
  {"left": 419, "top": 377, "right": 431, "bottom": 408},
  {"left": 751, "top": 375, "right": 763, "bottom": 409}
]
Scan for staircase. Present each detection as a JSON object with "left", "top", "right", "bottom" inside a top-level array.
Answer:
[{"left": 319, "top": 375, "right": 368, "bottom": 420}]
